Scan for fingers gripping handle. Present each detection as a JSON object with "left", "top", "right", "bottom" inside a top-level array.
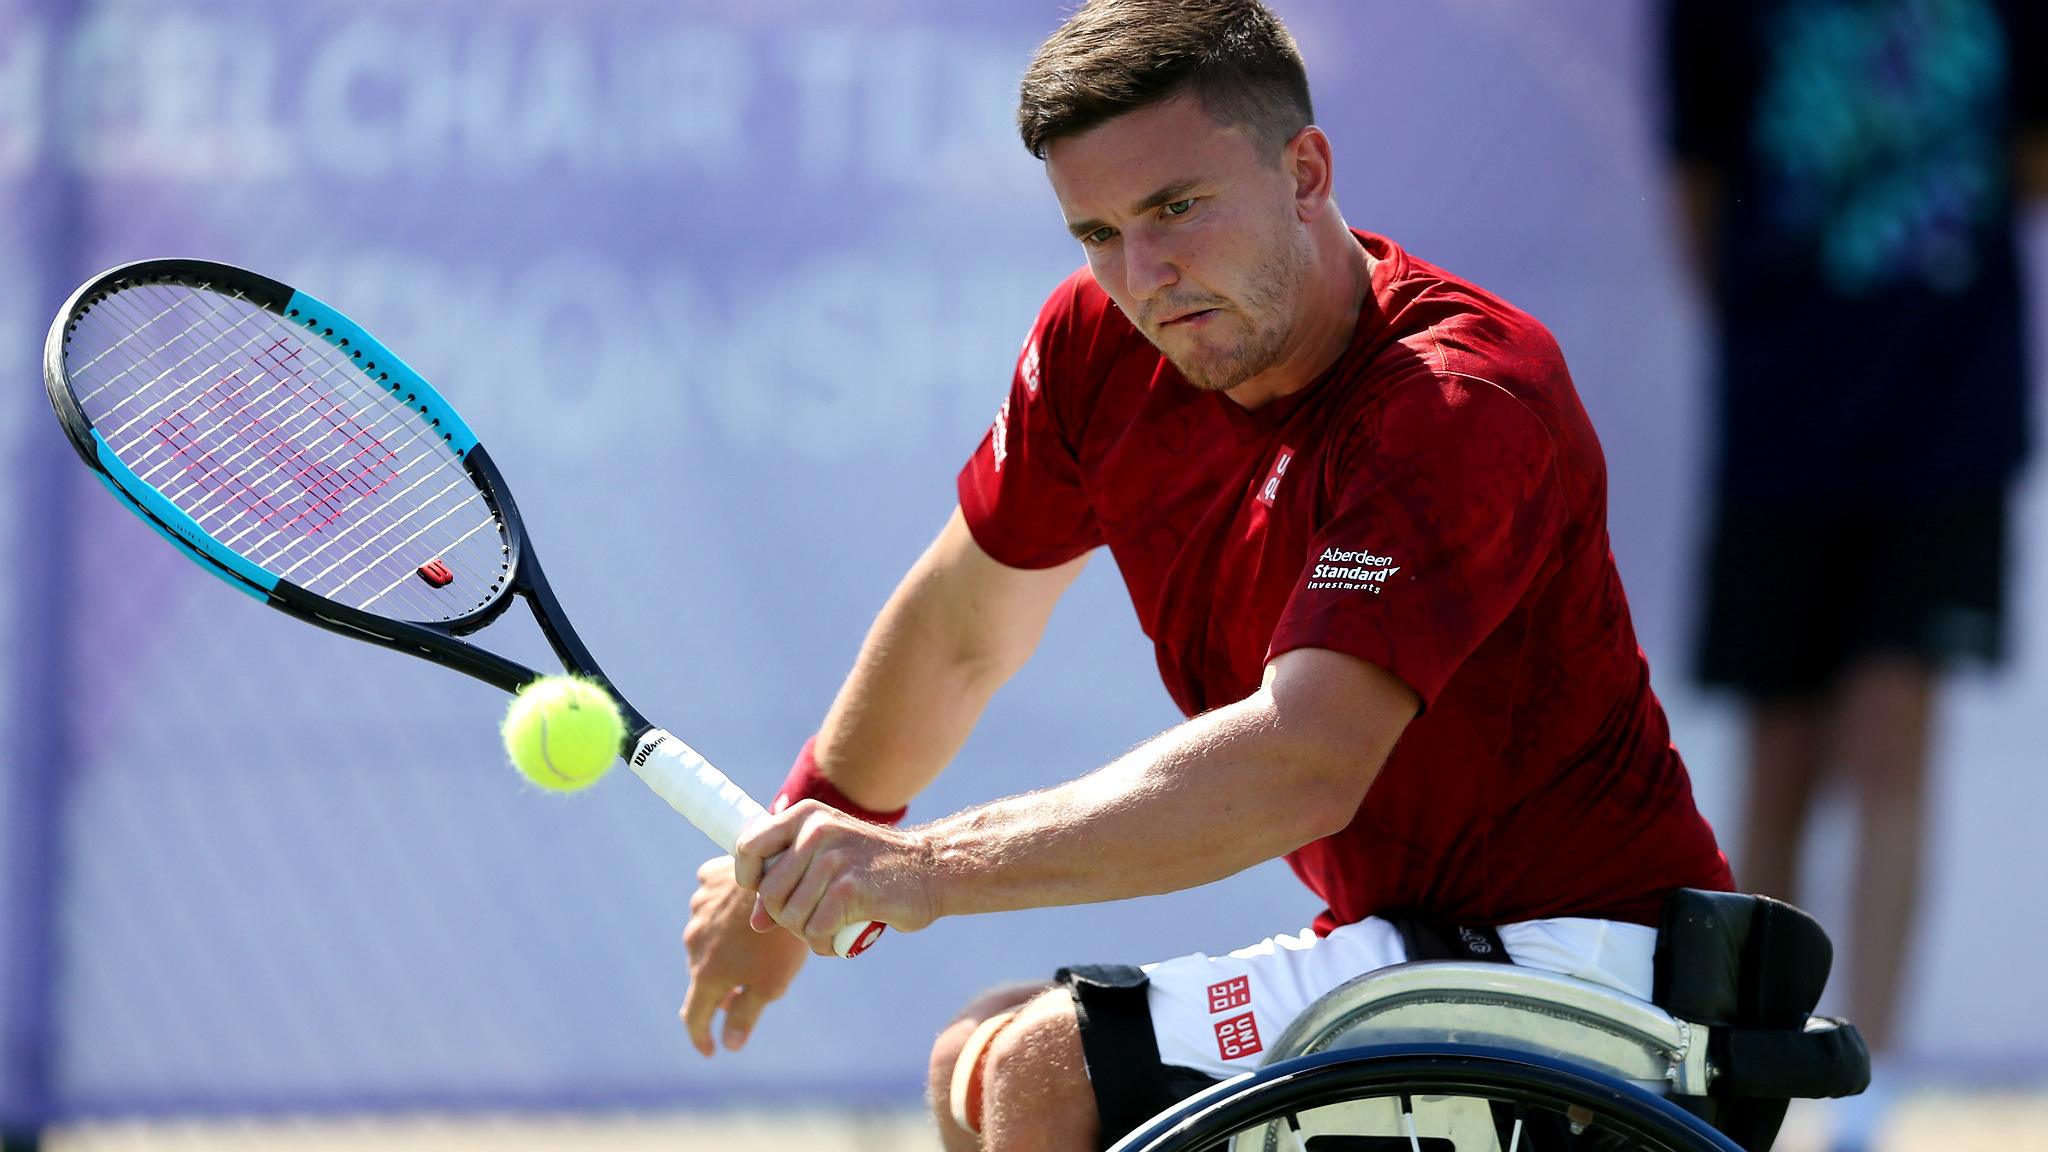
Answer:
[{"left": 627, "top": 729, "right": 886, "bottom": 958}]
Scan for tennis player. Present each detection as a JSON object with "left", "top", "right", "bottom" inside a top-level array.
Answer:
[{"left": 683, "top": 2, "right": 1734, "bottom": 1148}]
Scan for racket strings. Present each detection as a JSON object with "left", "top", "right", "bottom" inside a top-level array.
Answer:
[
  {"left": 121, "top": 316, "right": 474, "bottom": 572},
  {"left": 148, "top": 339, "right": 400, "bottom": 536},
  {"left": 91, "top": 288, "right": 472, "bottom": 565},
  {"left": 91, "top": 289, "right": 442, "bottom": 520},
  {"left": 101, "top": 284, "right": 513, "bottom": 613},
  {"left": 86, "top": 287, "right": 501, "bottom": 614},
  {"left": 66, "top": 281, "right": 511, "bottom": 623},
  {"left": 101, "top": 286, "right": 510, "bottom": 620}
]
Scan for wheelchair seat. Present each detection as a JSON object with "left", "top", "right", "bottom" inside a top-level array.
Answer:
[{"left": 1228, "top": 891, "right": 1868, "bottom": 1152}]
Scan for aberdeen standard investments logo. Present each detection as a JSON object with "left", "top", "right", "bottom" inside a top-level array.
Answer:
[{"left": 1306, "top": 546, "right": 1400, "bottom": 593}]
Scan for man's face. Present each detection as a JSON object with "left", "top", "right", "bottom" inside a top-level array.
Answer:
[{"left": 1045, "top": 93, "right": 1312, "bottom": 394}]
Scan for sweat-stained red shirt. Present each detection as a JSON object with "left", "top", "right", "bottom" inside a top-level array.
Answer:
[{"left": 957, "top": 231, "right": 1733, "bottom": 931}]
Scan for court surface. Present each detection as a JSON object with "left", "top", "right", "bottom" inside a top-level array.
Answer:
[{"left": 37, "top": 1090, "right": 2048, "bottom": 1151}]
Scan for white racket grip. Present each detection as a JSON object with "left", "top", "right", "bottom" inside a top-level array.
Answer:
[{"left": 627, "top": 728, "right": 885, "bottom": 959}]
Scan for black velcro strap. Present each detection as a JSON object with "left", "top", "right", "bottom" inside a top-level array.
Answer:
[
  {"left": 1391, "top": 917, "right": 1511, "bottom": 964},
  {"left": 1056, "top": 964, "right": 1179, "bottom": 1151},
  {"left": 1711, "top": 1017, "right": 1872, "bottom": 1100}
]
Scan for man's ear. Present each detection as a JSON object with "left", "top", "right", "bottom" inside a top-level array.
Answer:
[{"left": 1286, "top": 125, "right": 1336, "bottom": 221}]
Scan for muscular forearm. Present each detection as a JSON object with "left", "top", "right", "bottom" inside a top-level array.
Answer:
[
  {"left": 921, "top": 663, "right": 1401, "bottom": 917},
  {"left": 738, "top": 649, "right": 1415, "bottom": 953}
]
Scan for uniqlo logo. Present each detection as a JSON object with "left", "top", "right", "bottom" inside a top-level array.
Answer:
[
  {"left": 1255, "top": 449, "right": 1293, "bottom": 507},
  {"left": 1206, "top": 976, "right": 1251, "bottom": 1014},
  {"left": 1214, "top": 1012, "right": 1262, "bottom": 1060}
]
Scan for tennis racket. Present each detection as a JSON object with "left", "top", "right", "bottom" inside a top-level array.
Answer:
[{"left": 43, "top": 257, "right": 885, "bottom": 959}]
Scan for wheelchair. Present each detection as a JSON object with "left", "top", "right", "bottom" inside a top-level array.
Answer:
[{"left": 1111, "top": 891, "right": 1871, "bottom": 1152}]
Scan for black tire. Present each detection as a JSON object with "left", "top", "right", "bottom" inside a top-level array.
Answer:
[{"left": 1111, "top": 1044, "right": 1744, "bottom": 1152}]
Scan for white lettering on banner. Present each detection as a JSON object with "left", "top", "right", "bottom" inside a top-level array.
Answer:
[
  {"left": 291, "top": 246, "right": 1052, "bottom": 464},
  {"left": 64, "top": 11, "right": 289, "bottom": 179},
  {"left": 47, "top": 12, "right": 753, "bottom": 181},
  {"left": 296, "top": 19, "right": 755, "bottom": 181},
  {"left": 291, "top": 250, "right": 672, "bottom": 461},
  {"left": 15, "top": 11, "right": 1034, "bottom": 186},
  {"left": 1305, "top": 545, "right": 1401, "bottom": 593},
  {"left": 784, "top": 27, "right": 1034, "bottom": 190}
]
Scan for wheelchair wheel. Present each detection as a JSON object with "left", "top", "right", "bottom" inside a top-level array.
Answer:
[{"left": 1110, "top": 1044, "right": 1743, "bottom": 1152}]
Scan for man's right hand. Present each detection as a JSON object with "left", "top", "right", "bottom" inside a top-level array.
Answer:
[{"left": 680, "top": 854, "right": 809, "bottom": 1056}]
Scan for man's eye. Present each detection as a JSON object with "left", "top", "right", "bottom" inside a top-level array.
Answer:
[
  {"left": 1086, "top": 227, "right": 1117, "bottom": 246},
  {"left": 1163, "top": 199, "right": 1195, "bottom": 217}
]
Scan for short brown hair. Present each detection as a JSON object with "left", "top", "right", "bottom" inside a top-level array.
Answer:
[{"left": 1017, "top": 0, "right": 1315, "bottom": 160}]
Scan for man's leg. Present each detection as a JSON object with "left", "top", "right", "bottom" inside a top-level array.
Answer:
[
  {"left": 1829, "top": 655, "right": 1935, "bottom": 1054},
  {"left": 980, "top": 988, "right": 1098, "bottom": 1152},
  {"left": 1740, "top": 694, "right": 1829, "bottom": 900},
  {"left": 929, "top": 982, "right": 1052, "bottom": 1152}
]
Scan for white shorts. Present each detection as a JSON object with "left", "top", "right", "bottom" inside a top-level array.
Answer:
[{"left": 1139, "top": 916, "right": 1657, "bottom": 1078}]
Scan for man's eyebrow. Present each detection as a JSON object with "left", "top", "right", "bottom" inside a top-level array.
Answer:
[
  {"left": 1133, "top": 178, "right": 1203, "bottom": 215},
  {"left": 1064, "top": 178, "right": 1205, "bottom": 239}
]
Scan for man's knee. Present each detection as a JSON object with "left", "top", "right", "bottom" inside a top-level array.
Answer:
[
  {"left": 980, "top": 988, "right": 1097, "bottom": 1147},
  {"left": 929, "top": 983, "right": 1051, "bottom": 1133}
]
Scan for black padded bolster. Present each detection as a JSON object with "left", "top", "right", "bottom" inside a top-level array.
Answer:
[
  {"left": 1654, "top": 889, "right": 1753, "bottom": 1024},
  {"left": 1652, "top": 890, "right": 1865, "bottom": 1152},
  {"left": 1654, "top": 889, "right": 1832, "bottom": 1029},
  {"left": 1712, "top": 1018, "right": 1872, "bottom": 1100}
]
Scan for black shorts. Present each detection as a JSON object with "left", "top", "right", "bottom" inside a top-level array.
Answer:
[{"left": 1695, "top": 495, "right": 2010, "bottom": 699}]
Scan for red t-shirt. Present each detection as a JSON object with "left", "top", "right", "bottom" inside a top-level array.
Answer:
[{"left": 958, "top": 232, "right": 1733, "bottom": 930}]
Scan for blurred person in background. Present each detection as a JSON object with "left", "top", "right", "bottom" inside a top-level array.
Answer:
[
  {"left": 1663, "top": 1, "right": 2045, "bottom": 1147},
  {"left": 679, "top": 2, "right": 1739, "bottom": 1150}
]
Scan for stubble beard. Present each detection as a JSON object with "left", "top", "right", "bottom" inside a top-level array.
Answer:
[{"left": 1151, "top": 228, "right": 1313, "bottom": 394}]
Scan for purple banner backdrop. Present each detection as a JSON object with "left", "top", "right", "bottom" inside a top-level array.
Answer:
[{"left": 2, "top": 0, "right": 2043, "bottom": 1127}]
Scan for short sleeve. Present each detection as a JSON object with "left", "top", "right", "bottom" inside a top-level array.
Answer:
[
  {"left": 956, "top": 274, "right": 1104, "bottom": 568},
  {"left": 1267, "top": 378, "right": 1568, "bottom": 709}
]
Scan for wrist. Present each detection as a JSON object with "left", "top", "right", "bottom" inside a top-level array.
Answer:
[{"left": 773, "top": 736, "right": 908, "bottom": 825}]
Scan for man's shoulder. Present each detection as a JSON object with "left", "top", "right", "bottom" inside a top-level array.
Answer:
[
  {"left": 1376, "top": 246, "right": 1569, "bottom": 382},
  {"left": 1346, "top": 242, "right": 1588, "bottom": 472}
]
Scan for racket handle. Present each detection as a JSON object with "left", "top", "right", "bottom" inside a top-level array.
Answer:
[{"left": 627, "top": 728, "right": 886, "bottom": 958}]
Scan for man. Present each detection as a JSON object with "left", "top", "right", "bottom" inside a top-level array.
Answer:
[
  {"left": 685, "top": 2, "right": 1732, "bottom": 1149},
  {"left": 1664, "top": 3, "right": 2043, "bottom": 1148}
]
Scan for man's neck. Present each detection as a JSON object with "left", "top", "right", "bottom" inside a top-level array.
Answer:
[{"left": 1224, "top": 224, "right": 1373, "bottom": 411}]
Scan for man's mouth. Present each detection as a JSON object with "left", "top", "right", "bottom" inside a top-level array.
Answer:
[{"left": 1159, "top": 307, "right": 1221, "bottom": 329}]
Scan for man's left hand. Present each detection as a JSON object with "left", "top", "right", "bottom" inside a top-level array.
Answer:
[{"left": 733, "top": 799, "right": 941, "bottom": 955}]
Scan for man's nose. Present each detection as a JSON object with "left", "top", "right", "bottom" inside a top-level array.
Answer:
[{"left": 1122, "top": 230, "right": 1179, "bottom": 305}]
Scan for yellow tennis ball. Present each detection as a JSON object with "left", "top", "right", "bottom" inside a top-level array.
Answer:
[{"left": 501, "top": 676, "right": 624, "bottom": 793}]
